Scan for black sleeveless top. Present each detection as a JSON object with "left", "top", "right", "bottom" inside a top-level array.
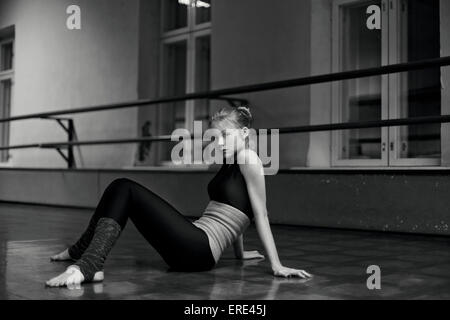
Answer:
[{"left": 207, "top": 152, "right": 254, "bottom": 220}]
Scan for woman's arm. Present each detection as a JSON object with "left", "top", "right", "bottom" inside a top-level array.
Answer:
[
  {"left": 233, "top": 234, "right": 244, "bottom": 259},
  {"left": 238, "top": 149, "right": 312, "bottom": 278}
]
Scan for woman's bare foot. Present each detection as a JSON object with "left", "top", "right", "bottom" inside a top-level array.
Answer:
[
  {"left": 45, "top": 266, "right": 104, "bottom": 287},
  {"left": 50, "top": 248, "right": 74, "bottom": 261}
]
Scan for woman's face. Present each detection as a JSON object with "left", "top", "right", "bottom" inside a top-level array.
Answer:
[{"left": 213, "top": 120, "right": 248, "bottom": 160}]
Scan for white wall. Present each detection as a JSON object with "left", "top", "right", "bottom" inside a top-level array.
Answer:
[
  {"left": 0, "top": 0, "right": 140, "bottom": 168},
  {"left": 307, "top": 0, "right": 333, "bottom": 167}
]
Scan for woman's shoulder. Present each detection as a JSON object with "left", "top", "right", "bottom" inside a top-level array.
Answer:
[
  {"left": 236, "top": 148, "right": 260, "bottom": 162},
  {"left": 236, "top": 149, "right": 264, "bottom": 177}
]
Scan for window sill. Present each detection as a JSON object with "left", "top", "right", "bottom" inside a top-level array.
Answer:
[
  {"left": 1, "top": 166, "right": 450, "bottom": 174},
  {"left": 290, "top": 166, "right": 447, "bottom": 171},
  {"left": 123, "top": 165, "right": 213, "bottom": 172}
]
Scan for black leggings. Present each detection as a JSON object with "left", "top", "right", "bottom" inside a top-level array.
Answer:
[{"left": 86, "top": 178, "right": 216, "bottom": 271}]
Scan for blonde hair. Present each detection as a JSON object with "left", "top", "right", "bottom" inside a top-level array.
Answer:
[
  {"left": 211, "top": 106, "right": 256, "bottom": 151},
  {"left": 211, "top": 106, "right": 253, "bottom": 128}
]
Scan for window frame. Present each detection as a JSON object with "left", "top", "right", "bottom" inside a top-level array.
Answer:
[
  {"left": 331, "top": 0, "right": 441, "bottom": 167},
  {"left": 0, "top": 37, "right": 14, "bottom": 164},
  {"left": 158, "top": 0, "right": 211, "bottom": 165},
  {"left": 0, "top": 38, "right": 14, "bottom": 77},
  {"left": 160, "top": 0, "right": 212, "bottom": 39},
  {"left": 331, "top": 0, "right": 389, "bottom": 167},
  {"left": 387, "top": 0, "right": 441, "bottom": 166}
]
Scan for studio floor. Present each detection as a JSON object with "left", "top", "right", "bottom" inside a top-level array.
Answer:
[{"left": 0, "top": 202, "right": 449, "bottom": 300}]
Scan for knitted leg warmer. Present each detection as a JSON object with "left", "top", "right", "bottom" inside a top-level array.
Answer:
[
  {"left": 71, "top": 217, "right": 122, "bottom": 282},
  {"left": 68, "top": 216, "right": 99, "bottom": 260}
]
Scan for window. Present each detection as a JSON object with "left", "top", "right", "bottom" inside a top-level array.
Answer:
[
  {"left": 332, "top": 0, "right": 441, "bottom": 167},
  {"left": 390, "top": 0, "right": 441, "bottom": 165},
  {"left": 0, "top": 37, "right": 14, "bottom": 163},
  {"left": 158, "top": 0, "right": 212, "bottom": 165}
]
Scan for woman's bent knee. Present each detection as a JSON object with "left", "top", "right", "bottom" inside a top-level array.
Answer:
[{"left": 108, "top": 178, "right": 135, "bottom": 191}]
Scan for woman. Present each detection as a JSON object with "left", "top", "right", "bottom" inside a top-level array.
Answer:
[{"left": 46, "top": 106, "right": 312, "bottom": 287}]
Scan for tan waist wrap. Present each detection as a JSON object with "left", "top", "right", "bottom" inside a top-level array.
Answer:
[{"left": 193, "top": 200, "right": 251, "bottom": 264}]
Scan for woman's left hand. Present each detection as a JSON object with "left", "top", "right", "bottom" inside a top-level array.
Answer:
[
  {"left": 242, "top": 250, "right": 265, "bottom": 260},
  {"left": 272, "top": 265, "right": 313, "bottom": 279}
]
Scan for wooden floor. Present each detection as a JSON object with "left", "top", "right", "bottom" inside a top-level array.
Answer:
[{"left": 0, "top": 202, "right": 449, "bottom": 300}]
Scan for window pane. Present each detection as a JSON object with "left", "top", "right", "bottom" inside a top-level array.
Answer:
[
  {"left": 1, "top": 42, "right": 13, "bottom": 71},
  {"left": 160, "top": 41, "right": 187, "bottom": 163},
  {"left": 397, "top": 0, "right": 441, "bottom": 159},
  {"left": 194, "top": 36, "right": 211, "bottom": 128},
  {"left": 0, "top": 79, "right": 11, "bottom": 162},
  {"left": 163, "top": 0, "right": 188, "bottom": 32},
  {"left": 339, "top": 0, "right": 382, "bottom": 160},
  {"left": 195, "top": 0, "right": 211, "bottom": 24}
]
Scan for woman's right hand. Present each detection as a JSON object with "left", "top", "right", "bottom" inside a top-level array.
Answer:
[
  {"left": 242, "top": 250, "right": 265, "bottom": 260},
  {"left": 272, "top": 265, "right": 313, "bottom": 279}
]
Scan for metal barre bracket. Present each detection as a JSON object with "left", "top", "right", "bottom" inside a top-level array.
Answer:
[{"left": 39, "top": 116, "right": 76, "bottom": 168}]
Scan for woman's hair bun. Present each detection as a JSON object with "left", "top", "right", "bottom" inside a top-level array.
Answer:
[
  {"left": 237, "top": 106, "right": 252, "bottom": 117},
  {"left": 236, "top": 106, "right": 253, "bottom": 127}
]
